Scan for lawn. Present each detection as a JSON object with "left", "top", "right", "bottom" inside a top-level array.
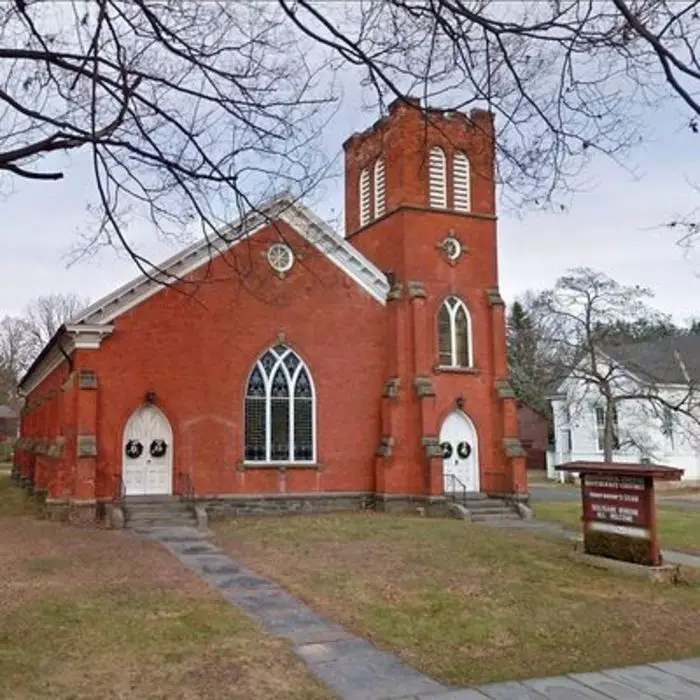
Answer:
[
  {"left": 534, "top": 501, "right": 700, "bottom": 554},
  {"left": 213, "top": 513, "right": 700, "bottom": 687},
  {"left": 0, "top": 474, "right": 331, "bottom": 700}
]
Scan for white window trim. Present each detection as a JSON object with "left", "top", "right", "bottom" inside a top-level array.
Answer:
[
  {"left": 429, "top": 146, "right": 447, "bottom": 209},
  {"left": 439, "top": 296, "right": 473, "bottom": 368},
  {"left": 452, "top": 151, "right": 471, "bottom": 212},
  {"left": 244, "top": 347, "right": 317, "bottom": 464},
  {"left": 359, "top": 168, "right": 371, "bottom": 227},
  {"left": 594, "top": 404, "right": 619, "bottom": 453},
  {"left": 373, "top": 158, "right": 386, "bottom": 219}
]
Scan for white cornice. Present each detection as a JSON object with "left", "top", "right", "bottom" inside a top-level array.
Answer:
[
  {"left": 20, "top": 326, "right": 114, "bottom": 396},
  {"left": 70, "top": 196, "right": 388, "bottom": 330}
]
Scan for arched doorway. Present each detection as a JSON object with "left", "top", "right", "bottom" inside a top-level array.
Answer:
[
  {"left": 439, "top": 411, "right": 479, "bottom": 493},
  {"left": 122, "top": 405, "right": 173, "bottom": 496}
]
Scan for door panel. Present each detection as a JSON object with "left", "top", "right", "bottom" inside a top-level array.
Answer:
[
  {"left": 122, "top": 405, "right": 173, "bottom": 496},
  {"left": 439, "top": 411, "right": 479, "bottom": 492}
]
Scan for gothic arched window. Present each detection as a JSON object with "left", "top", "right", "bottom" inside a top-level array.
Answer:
[
  {"left": 438, "top": 297, "right": 473, "bottom": 368},
  {"left": 245, "top": 345, "right": 315, "bottom": 462}
]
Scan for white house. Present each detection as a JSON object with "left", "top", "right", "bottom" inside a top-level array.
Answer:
[{"left": 548, "top": 335, "right": 700, "bottom": 482}]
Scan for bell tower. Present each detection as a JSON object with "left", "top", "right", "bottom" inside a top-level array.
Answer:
[{"left": 344, "top": 97, "right": 527, "bottom": 506}]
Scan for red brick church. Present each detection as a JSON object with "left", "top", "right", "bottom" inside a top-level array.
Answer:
[{"left": 14, "top": 98, "right": 527, "bottom": 522}]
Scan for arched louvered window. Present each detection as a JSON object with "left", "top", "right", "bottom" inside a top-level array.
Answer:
[
  {"left": 245, "top": 345, "right": 315, "bottom": 463},
  {"left": 438, "top": 296, "right": 473, "bottom": 368},
  {"left": 453, "top": 151, "right": 470, "bottom": 212},
  {"left": 359, "top": 168, "right": 371, "bottom": 227},
  {"left": 429, "top": 146, "right": 447, "bottom": 208},
  {"left": 373, "top": 158, "right": 386, "bottom": 218}
]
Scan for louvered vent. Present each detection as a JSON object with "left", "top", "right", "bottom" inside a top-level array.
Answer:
[
  {"left": 359, "top": 168, "right": 371, "bottom": 226},
  {"left": 429, "top": 147, "right": 447, "bottom": 208},
  {"left": 374, "top": 158, "right": 386, "bottom": 218},
  {"left": 453, "top": 151, "right": 470, "bottom": 212}
]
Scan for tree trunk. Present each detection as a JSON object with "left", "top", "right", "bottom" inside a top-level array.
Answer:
[{"left": 603, "top": 399, "right": 615, "bottom": 463}]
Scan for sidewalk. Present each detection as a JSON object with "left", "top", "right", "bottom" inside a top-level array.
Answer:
[{"left": 139, "top": 525, "right": 700, "bottom": 700}]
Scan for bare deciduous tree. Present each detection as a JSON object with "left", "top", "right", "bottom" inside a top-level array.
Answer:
[
  {"left": 0, "top": 315, "right": 32, "bottom": 406},
  {"left": 539, "top": 268, "right": 699, "bottom": 461},
  {"left": 1, "top": 1, "right": 335, "bottom": 276},
  {"left": 0, "top": 293, "right": 89, "bottom": 402},
  {"left": 24, "top": 293, "right": 89, "bottom": 359},
  {"left": 4, "top": 0, "right": 700, "bottom": 268}
]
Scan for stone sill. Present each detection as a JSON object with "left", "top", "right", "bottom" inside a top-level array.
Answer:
[
  {"left": 434, "top": 366, "right": 480, "bottom": 375},
  {"left": 239, "top": 462, "right": 322, "bottom": 471}
]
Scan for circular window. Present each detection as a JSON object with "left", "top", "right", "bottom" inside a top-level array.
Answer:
[
  {"left": 267, "top": 243, "right": 294, "bottom": 273},
  {"left": 442, "top": 237, "right": 461, "bottom": 261}
]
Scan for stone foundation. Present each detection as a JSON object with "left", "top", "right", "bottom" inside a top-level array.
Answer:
[
  {"left": 44, "top": 498, "right": 70, "bottom": 522},
  {"left": 374, "top": 493, "right": 449, "bottom": 516},
  {"left": 200, "top": 491, "right": 374, "bottom": 519}
]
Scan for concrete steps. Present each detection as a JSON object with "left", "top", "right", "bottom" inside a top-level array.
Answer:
[
  {"left": 447, "top": 494, "right": 522, "bottom": 522},
  {"left": 123, "top": 497, "right": 197, "bottom": 529}
]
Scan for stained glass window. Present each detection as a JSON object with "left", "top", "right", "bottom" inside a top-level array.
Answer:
[{"left": 244, "top": 345, "right": 315, "bottom": 463}]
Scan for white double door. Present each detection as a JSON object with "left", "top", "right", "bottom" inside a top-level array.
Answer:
[
  {"left": 122, "top": 405, "right": 173, "bottom": 496},
  {"left": 440, "top": 411, "right": 479, "bottom": 493}
]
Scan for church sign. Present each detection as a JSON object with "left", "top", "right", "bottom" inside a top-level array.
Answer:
[{"left": 555, "top": 462, "right": 683, "bottom": 567}]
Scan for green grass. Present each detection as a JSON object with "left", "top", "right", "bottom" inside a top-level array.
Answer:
[
  {"left": 0, "top": 513, "right": 332, "bottom": 700},
  {"left": 214, "top": 513, "right": 700, "bottom": 686},
  {"left": 534, "top": 501, "right": 700, "bottom": 554},
  {"left": 0, "top": 587, "right": 332, "bottom": 700},
  {"left": 0, "top": 472, "right": 39, "bottom": 518}
]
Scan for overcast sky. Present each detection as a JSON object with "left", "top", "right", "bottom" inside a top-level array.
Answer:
[{"left": 1, "top": 87, "right": 698, "bottom": 325}]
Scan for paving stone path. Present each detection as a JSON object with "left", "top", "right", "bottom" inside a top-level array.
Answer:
[
  {"left": 138, "top": 525, "right": 700, "bottom": 700},
  {"left": 482, "top": 518, "right": 700, "bottom": 570}
]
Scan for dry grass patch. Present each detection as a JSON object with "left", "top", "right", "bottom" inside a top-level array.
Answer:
[
  {"left": 0, "top": 473, "right": 39, "bottom": 518},
  {"left": 213, "top": 513, "right": 700, "bottom": 686},
  {"left": 534, "top": 501, "right": 700, "bottom": 554},
  {"left": 0, "top": 479, "right": 332, "bottom": 700}
]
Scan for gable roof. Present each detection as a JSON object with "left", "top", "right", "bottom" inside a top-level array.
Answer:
[
  {"left": 20, "top": 196, "right": 390, "bottom": 396},
  {"left": 71, "top": 195, "right": 390, "bottom": 328},
  {"left": 601, "top": 335, "right": 700, "bottom": 385}
]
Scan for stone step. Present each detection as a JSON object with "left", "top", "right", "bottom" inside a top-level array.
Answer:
[
  {"left": 471, "top": 512, "right": 521, "bottom": 522},
  {"left": 126, "top": 516, "right": 197, "bottom": 528},
  {"left": 124, "top": 503, "right": 192, "bottom": 515},
  {"left": 466, "top": 506, "right": 516, "bottom": 516}
]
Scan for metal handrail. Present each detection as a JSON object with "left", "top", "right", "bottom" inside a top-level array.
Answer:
[
  {"left": 179, "top": 471, "right": 195, "bottom": 507},
  {"left": 444, "top": 472, "right": 467, "bottom": 505}
]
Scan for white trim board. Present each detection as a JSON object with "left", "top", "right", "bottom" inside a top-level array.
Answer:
[
  {"left": 72, "top": 195, "right": 389, "bottom": 328},
  {"left": 21, "top": 196, "right": 389, "bottom": 396}
]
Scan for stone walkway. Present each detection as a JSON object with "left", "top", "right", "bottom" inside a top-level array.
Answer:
[
  {"left": 482, "top": 518, "right": 700, "bottom": 570},
  {"left": 137, "top": 525, "right": 700, "bottom": 700}
]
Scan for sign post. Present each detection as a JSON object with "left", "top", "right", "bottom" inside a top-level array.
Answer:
[{"left": 556, "top": 462, "right": 683, "bottom": 567}]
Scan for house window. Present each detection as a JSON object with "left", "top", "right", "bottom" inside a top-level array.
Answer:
[
  {"left": 374, "top": 158, "right": 386, "bottom": 218},
  {"left": 595, "top": 405, "right": 619, "bottom": 452},
  {"left": 453, "top": 151, "right": 471, "bottom": 212},
  {"left": 561, "top": 428, "right": 572, "bottom": 453},
  {"left": 245, "top": 345, "right": 315, "bottom": 463},
  {"left": 429, "top": 146, "right": 447, "bottom": 208},
  {"left": 661, "top": 406, "right": 674, "bottom": 449},
  {"left": 438, "top": 296, "right": 472, "bottom": 368},
  {"left": 359, "top": 168, "right": 371, "bottom": 227}
]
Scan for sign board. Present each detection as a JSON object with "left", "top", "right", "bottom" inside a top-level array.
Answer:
[
  {"left": 582, "top": 475, "right": 649, "bottom": 531},
  {"left": 555, "top": 461, "right": 684, "bottom": 568}
]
